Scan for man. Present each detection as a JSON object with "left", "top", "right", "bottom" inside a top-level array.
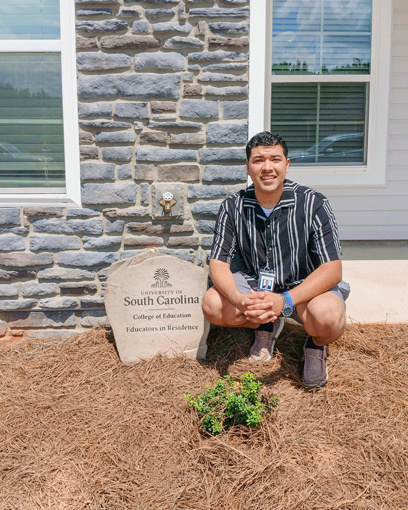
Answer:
[{"left": 202, "top": 131, "right": 350, "bottom": 388}]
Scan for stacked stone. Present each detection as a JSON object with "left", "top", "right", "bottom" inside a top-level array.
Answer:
[{"left": 0, "top": 0, "right": 249, "bottom": 339}]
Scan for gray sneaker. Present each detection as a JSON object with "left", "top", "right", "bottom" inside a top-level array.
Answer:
[
  {"left": 248, "top": 318, "right": 284, "bottom": 362},
  {"left": 302, "top": 337, "right": 328, "bottom": 388}
]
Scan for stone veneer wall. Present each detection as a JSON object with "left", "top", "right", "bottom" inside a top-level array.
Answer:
[{"left": 0, "top": 0, "right": 249, "bottom": 340}]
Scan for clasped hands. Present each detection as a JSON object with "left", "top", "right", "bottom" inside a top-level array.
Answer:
[{"left": 239, "top": 290, "right": 284, "bottom": 324}]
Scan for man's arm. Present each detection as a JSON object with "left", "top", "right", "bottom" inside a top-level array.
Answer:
[
  {"left": 289, "top": 259, "right": 342, "bottom": 308},
  {"left": 209, "top": 259, "right": 247, "bottom": 311},
  {"left": 242, "top": 260, "right": 342, "bottom": 319}
]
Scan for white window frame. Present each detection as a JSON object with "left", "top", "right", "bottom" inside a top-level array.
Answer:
[
  {"left": 0, "top": 0, "right": 81, "bottom": 206},
  {"left": 248, "top": 0, "right": 392, "bottom": 187}
]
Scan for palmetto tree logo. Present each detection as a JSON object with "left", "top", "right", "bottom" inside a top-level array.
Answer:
[{"left": 152, "top": 268, "right": 172, "bottom": 288}]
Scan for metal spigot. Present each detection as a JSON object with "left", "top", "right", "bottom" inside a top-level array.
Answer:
[{"left": 159, "top": 191, "right": 177, "bottom": 213}]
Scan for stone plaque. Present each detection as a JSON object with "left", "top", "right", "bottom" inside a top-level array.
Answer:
[{"left": 105, "top": 252, "right": 210, "bottom": 362}]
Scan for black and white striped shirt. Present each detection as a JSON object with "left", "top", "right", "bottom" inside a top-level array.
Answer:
[{"left": 210, "top": 179, "right": 342, "bottom": 292}]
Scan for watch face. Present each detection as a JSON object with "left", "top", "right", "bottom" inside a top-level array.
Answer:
[{"left": 282, "top": 306, "right": 292, "bottom": 317}]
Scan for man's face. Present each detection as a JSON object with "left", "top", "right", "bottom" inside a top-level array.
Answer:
[{"left": 246, "top": 144, "right": 289, "bottom": 196}]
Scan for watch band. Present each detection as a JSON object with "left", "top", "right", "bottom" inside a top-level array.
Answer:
[
  {"left": 282, "top": 291, "right": 294, "bottom": 317},
  {"left": 283, "top": 291, "right": 293, "bottom": 308}
]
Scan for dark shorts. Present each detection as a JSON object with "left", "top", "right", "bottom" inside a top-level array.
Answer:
[{"left": 232, "top": 271, "right": 350, "bottom": 323}]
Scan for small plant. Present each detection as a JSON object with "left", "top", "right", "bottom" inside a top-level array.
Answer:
[{"left": 184, "top": 372, "right": 279, "bottom": 436}]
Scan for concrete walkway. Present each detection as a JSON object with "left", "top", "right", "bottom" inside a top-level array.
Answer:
[{"left": 342, "top": 242, "right": 408, "bottom": 324}]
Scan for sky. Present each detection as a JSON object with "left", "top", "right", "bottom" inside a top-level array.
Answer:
[{"left": 0, "top": 0, "right": 60, "bottom": 40}]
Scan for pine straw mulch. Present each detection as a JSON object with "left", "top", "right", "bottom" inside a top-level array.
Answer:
[{"left": 0, "top": 322, "right": 407, "bottom": 510}]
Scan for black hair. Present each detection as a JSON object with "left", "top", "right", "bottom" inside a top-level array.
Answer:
[{"left": 245, "top": 131, "right": 288, "bottom": 160}]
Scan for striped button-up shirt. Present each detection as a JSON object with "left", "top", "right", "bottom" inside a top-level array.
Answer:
[{"left": 210, "top": 179, "right": 342, "bottom": 292}]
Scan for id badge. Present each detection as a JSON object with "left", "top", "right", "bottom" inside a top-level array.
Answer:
[{"left": 258, "top": 269, "right": 276, "bottom": 292}]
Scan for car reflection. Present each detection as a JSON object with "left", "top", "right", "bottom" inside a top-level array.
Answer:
[
  {"left": 288, "top": 133, "right": 365, "bottom": 164},
  {"left": 0, "top": 142, "right": 54, "bottom": 163}
]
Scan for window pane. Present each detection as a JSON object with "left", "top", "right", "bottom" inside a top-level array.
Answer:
[
  {"left": 0, "top": 0, "right": 60, "bottom": 40},
  {"left": 322, "top": 35, "right": 371, "bottom": 74},
  {"left": 319, "top": 85, "right": 366, "bottom": 123},
  {"left": 0, "top": 54, "right": 65, "bottom": 188},
  {"left": 272, "top": 33, "right": 320, "bottom": 75},
  {"left": 271, "top": 83, "right": 367, "bottom": 165},
  {"left": 271, "top": 84, "right": 318, "bottom": 149},
  {"left": 272, "top": 0, "right": 372, "bottom": 75}
]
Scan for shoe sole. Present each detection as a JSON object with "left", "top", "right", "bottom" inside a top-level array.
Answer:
[{"left": 302, "top": 376, "right": 328, "bottom": 388}]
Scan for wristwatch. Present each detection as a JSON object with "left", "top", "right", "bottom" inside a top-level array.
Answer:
[{"left": 281, "top": 291, "right": 294, "bottom": 317}]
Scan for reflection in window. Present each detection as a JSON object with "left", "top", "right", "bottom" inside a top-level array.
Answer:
[
  {"left": 0, "top": 54, "right": 65, "bottom": 187},
  {"left": 0, "top": 1, "right": 60, "bottom": 40},
  {"left": 272, "top": 0, "right": 372, "bottom": 75},
  {"left": 271, "top": 0, "right": 371, "bottom": 166},
  {"left": 272, "top": 83, "right": 367, "bottom": 165}
]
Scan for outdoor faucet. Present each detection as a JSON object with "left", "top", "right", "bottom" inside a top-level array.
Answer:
[{"left": 160, "top": 191, "right": 177, "bottom": 213}]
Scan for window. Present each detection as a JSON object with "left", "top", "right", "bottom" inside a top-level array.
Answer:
[
  {"left": 249, "top": 0, "right": 392, "bottom": 186},
  {"left": 0, "top": 0, "right": 80, "bottom": 206}
]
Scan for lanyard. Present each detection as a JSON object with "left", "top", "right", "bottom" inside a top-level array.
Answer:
[
  {"left": 258, "top": 217, "right": 275, "bottom": 291},
  {"left": 262, "top": 216, "right": 274, "bottom": 272}
]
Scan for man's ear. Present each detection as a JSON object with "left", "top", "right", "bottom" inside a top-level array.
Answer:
[
  {"left": 246, "top": 161, "right": 249, "bottom": 174},
  {"left": 285, "top": 158, "right": 290, "bottom": 174}
]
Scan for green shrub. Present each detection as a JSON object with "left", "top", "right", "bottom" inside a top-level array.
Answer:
[{"left": 184, "top": 372, "right": 279, "bottom": 436}]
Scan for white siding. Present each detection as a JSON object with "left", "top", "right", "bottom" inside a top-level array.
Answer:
[{"left": 315, "top": 0, "right": 408, "bottom": 241}]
